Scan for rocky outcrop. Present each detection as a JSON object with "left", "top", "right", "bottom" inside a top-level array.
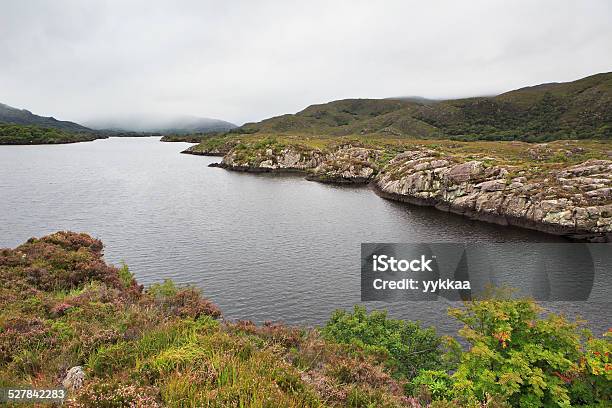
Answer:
[
  {"left": 217, "top": 143, "right": 380, "bottom": 183},
  {"left": 374, "top": 152, "right": 612, "bottom": 242},
  {"left": 306, "top": 146, "right": 381, "bottom": 184},
  {"left": 181, "top": 147, "right": 226, "bottom": 157},
  {"left": 219, "top": 146, "right": 325, "bottom": 172},
  {"left": 181, "top": 139, "right": 238, "bottom": 156}
]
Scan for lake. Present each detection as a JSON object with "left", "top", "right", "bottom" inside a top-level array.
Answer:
[{"left": 0, "top": 137, "right": 609, "bottom": 335}]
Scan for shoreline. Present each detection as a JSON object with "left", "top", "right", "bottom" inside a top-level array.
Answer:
[
  {"left": 369, "top": 182, "right": 602, "bottom": 242},
  {"left": 206, "top": 145, "right": 611, "bottom": 242},
  {"left": 181, "top": 148, "right": 225, "bottom": 157},
  {"left": 215, "top": 161, "right": 606, "bottom": 242}
]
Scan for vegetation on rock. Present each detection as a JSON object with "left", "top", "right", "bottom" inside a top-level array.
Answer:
[
  {"left": 181, "top": 135, "right": 239, "bottom": 156},
  {"left": 160, "top": 134, "right": 214, "bottom": 143}
]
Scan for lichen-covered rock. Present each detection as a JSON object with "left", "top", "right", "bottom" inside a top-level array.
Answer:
[
  {"left": 221, "top": 146, "right": 325, "bottom": 172},
  {"left": 446, "top": 161, "right": 486, "bottom": 183},
  {"left": 307, "top": 146, "right": 381, "bottom": 184},
  {"left": 476, "top": 179, "right": 507, "bottom": 192},
  {"left": 218, "top": 143, "right": 381, "bottom": 184},
  {"left": 375, "top": 152, "right": 612, "bottom": 241}
]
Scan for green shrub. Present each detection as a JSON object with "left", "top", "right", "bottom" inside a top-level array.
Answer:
[
  {"left": 448, "top": 294, "right": 611, "bottom": 407},
  {"left": 408, "top": 370, "right": 454, "bottom": 402},
  {"left": 322, "top": 305, "right": 441, "bottom": 379},
  {"left": 148, "top": 279, "right": 178, "bottom": 298},
  {"left": 117, "top": 261, "right": 134, "bottom": 288}
]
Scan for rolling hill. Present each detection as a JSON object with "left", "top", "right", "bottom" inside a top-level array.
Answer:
[
  {"left": 0, "top": 102, "right": 93, "bottom": 133},
  {"left": 239, "top": 72, "right": 612, "bottom": 141},
  {"left": 0, "top": 103, "right": 107, "bottom": 144}
]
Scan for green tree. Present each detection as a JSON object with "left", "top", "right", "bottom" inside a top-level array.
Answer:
[{"left": 448, "top": 293, "right": 611, "bottom": 407}]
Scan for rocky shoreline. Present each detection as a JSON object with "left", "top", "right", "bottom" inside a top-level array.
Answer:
[
  {"left": 181, "top": 148, "right": 224, "bottom": 157},
  {"left": 218, "top": 143, "right": 379, "bottom": 182},
  {"left": 200, "top": 141, "right": 611, "bottom": 242},
  {"left": 371, "top": 175, "right": 609, "bottom": 242},
  {"left": 373, "top": 151, "right": 611, "bottom": 242}
]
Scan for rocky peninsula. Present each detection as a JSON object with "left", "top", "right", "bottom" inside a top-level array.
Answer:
[{"left": 191, "top": 137, "right": 611, "bottom": 242}]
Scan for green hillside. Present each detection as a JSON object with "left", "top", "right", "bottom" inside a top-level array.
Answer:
[
  {"left": 239, "top": 72, "right": 612, "bottom": 141},
  {"left": 0, "top": 102, "right": 93, "bottom": 133}
]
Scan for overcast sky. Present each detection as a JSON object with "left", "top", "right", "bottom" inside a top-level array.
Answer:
[{"left": 1, "top": 0, "right": 611, "bottom": 126}]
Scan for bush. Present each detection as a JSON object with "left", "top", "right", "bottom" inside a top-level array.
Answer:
[
  {"left": 322, "top": 305, "right": 442, "bottom": 380},
  {"left": 408, "top": 370, "right": 454, "bottom": 402},
  {"left": 448, "top": 293, "right": 611, "bottom": 407},
  {"left": 148, "top": 280, "right": 222, "bottom": 319},
  {"left": 148, "top": 279, "right": 178, "bottom": 298},
  {"left": 117, "top": 262, "right": 134, "bottom": 288}
]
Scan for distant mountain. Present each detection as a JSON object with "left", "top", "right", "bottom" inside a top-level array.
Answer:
[
  {"left": 0, "top": 102, "right": 92, "bottom": 133},
  {"left": 85, "top": 114, "right": 237, "bottom": 134},
  {"left": 239, "top": 72, "right": 612, "bottom": 141},
  {"left": 0, "top": 103, "right": 237, "bottom": 136}
]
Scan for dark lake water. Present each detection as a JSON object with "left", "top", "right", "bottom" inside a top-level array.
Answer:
[{"left": 1, "top": 137, "right": 609, "bottom": 335}]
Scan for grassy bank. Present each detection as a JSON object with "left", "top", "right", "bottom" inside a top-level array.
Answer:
[
  {"left": 0, "top": 124, "right": 105, "bottom": 145},
  {"left": 0, "top": 232, "right": 609, "bottom": 407}
]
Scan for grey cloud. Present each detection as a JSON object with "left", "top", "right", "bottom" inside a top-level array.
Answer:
[{"left": 1, "top": 0, "right": 611, "bottom": 126}]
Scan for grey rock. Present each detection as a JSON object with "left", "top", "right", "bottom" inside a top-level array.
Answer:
[
  {"left": 585, "top": 187, "right": 611, "bottom": 199},
  {"left": 374, "top": 151, "right": 612, "bottom": 240},
  {"left": 62, "top": 366, "right": 85, "bottom": 391},
  {"left": 476, "top": 179, "right": 507, "bottom": 192},
  {"left": 446, "top": 161, "right": 485, "bottom": 183}
]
